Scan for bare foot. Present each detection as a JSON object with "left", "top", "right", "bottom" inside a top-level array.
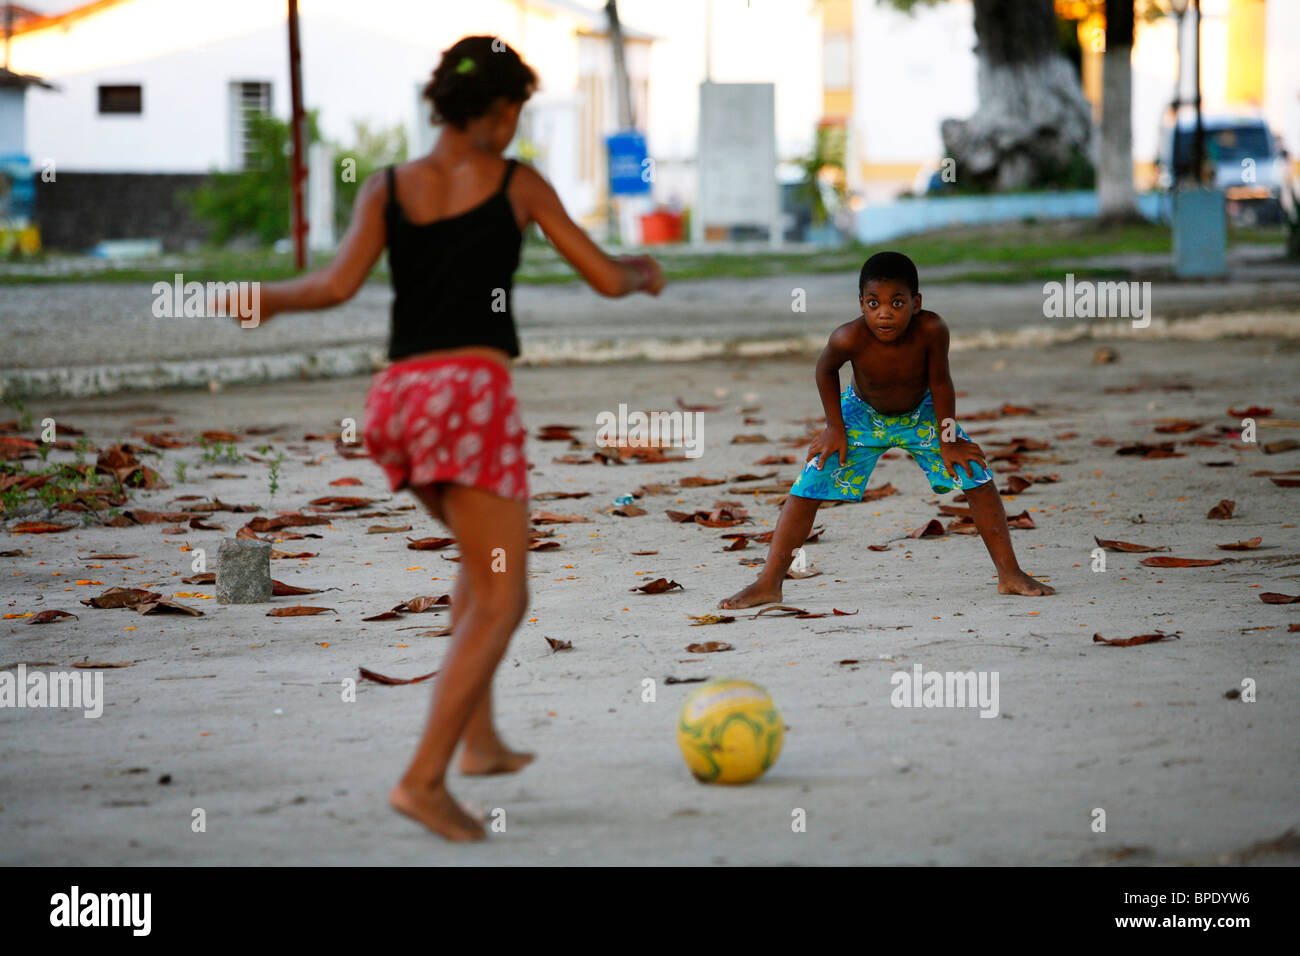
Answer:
[
  {"left": 459, "top": 745, "right": 535, "bottom": 776},
  {"left": 998, "top": 570, "right": 1056, "bottom": 596},
  {"left": 389, "top": 781, "right": 486, "bottom": 841},
  {"left": 719, "top": 579, "right": 784, "bottom": 610}
]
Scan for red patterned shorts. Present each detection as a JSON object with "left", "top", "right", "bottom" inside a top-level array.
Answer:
[{"left": 362, "top": 355, "right": 529, "bottom": 503}]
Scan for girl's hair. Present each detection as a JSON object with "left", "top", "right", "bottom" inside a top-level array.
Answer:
[{"left": 423, "top": 36, "right": 537, "bottom": 129}]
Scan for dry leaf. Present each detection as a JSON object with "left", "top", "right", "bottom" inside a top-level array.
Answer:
[
  {"left": 1259, "top": 592, "right": 1300, "bottom": 604},
  {"left": 1094, "top": 536, "right": 1168, "bottom": 553},
  {"left": 1092, "top": 631, "right": 1179, "bottom": 647},
  {"left": 266, "top": 606, "right": 335, "bottom": 617},
  {"left": 685, "top": 641, "right": 732, "bottom": 653},
  {"left": 72, "top": 660, "right": 132, "bottom": 669},
  {"left": 545, "top": 637, "right": 573, "bottom": 651},
  {"left": 406, "top": 536, "right": 455, "bottom": 551},
  {"left": 358, "top": 666, "right": 437, "bottom": 685},
  {"left": 631, "top": 577, "right": 682, "bottom": 594},
  {"left": 1207, "top": 499, "right": 1236, "bottom": 520},
  {"left": 1217, "top": 538, "right": 1262, "bottom": 551},
  {"left": 27, "top": 609, "right": 78, "bottom": 624},
  {"left": 687, "top": 614, "right": 735, "bottom": 626},
  {"left": 1139, "top": 556, "right": 1224, "bottom": 568}
]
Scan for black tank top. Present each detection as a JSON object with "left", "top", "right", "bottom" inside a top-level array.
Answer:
[{"left": 384, "top": 160, "right": 523, "bottom": 361}]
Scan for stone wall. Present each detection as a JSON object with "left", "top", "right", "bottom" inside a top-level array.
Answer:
[{"left": 34, "top": 172, "right": 213, "bottom": 252}]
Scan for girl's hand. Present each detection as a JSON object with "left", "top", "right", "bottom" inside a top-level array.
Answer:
[
  {"left": 623, "top": 255, "right": 665, "bottom": 296},
  {"left": 807, "top": 426, "right": 848, "bottom": 470}
]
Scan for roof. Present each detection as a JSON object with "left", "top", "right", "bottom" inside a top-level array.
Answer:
[
  {"left": 0, "top": 66, "right": 55, "bottom": 90},
  {"left": 5, "top": 0, "right": 130, "bottom": 36}
]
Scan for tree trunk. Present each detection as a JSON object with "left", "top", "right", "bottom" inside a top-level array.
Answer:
[
  {"left": 1099, "top": 0, "right": 1140, "bottom": 222},
  {"left": 941, "top": 0, "right": 1094, "bottom": 191}
]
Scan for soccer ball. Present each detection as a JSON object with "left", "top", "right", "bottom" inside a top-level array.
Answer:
[{"left": 676, "top": 679, "right": 784, "bottom": 784}]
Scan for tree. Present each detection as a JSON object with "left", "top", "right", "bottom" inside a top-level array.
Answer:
[
  {"left": 883, "top": 0, "right": 1094, "bottom": 191},
  {"left": 187, "top": 111, "right": 322, "bottom": 247},
  {"left": 1099, "top": 0, "right": 1141, "bottom": 222}
]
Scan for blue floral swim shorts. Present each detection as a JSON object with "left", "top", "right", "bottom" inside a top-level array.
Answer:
[{"left": 788, "top": 386, "right": 992, "bottom": 500}]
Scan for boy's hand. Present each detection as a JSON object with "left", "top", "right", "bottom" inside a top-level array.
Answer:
[
  {"left": 807, "top": 426, "right": 848, "bottom": 470},
  {"left": 940, "top": 438, "right": 987, "bottom": 482}
]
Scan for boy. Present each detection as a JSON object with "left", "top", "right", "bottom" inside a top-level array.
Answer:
[{"left": 720, "top": 252, "right": 1053, "bottom": 609}]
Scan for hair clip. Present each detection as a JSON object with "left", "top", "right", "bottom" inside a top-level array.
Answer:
[{"left": 456, "top": 57, "right": 477, "bottom": 75}]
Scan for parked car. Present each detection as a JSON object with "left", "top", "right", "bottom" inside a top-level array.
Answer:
[{"left": 1156, "top": 114, "right": 1290, "bottom": 225}]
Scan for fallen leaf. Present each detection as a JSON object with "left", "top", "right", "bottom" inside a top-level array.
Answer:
[
  {"left": 27, "top": 610, "right": 78, "bottom": 624},
  {"left": 329, "top": 477, "right": 363, "bottom": 486},
  {"left": 395, "top": 595, "right": 450, "bottom": 613},
  {"left": 367, "top": 524, "right": 413, "bottom": 534},
  {"left": 271, "top": 580, "right": 322, "bottom": 596},
  {"left": 1217, "top": 538, "right": 1262, "bottom": 551},
  {"left": 358, "top": 666, "right": 437, "bottom": 685},
  {"left": 630, "top": 577, "right": 682, "bottom": 594},
  {"left": 1139, "top": 556, "right": 1224, "bottom": 568},
  {"left": 545, "top": 637, "right": 573, "bottom": 651},
  {"left": 1094, "top": 535, "right": 1168, "bottom": 553},
  {"left": 12, "top": 521, "right": 75, "bottom": 534},
  {"left": 687, "top": 614, "right": 735, "bottom": 626},
  {"left": 266, "top": 606, "right": 335, "bottom": 616},
  {"left": 135, "top": 599, "right": 203, "bottom": 616},
  {"left": 81, "top": 587, "right": 162, "bottom": 609},
  {"left": 1207, "top": 499, "right": 1236, "bottom": 520},
  {"left": 1228, "top": 405, "right": 1272, "bottom": 418},
  {"left": 406, "top": 536, "right": 455, "bottom": 551},
  {"left": 1259, "top": 592, "right": 1300, "bottom": 604},
  {"left": 685, "top": 641, "right": 732, "bottom": 653},
  {"left": 182, "top": 573, "right": 216, "bottom": 584},
  {"left": 1092, "top": 631, "right": 1180, "bottom": 647},
  {"left": 72, "top": 660, "right": 133, "bottom": 669},
  {"left": 532, "top": 491, "right": 591, "bottom": 500},
  {"left": 754, "top": 605, "right": 810, "bottom": 617},
  {"left": 910, "top": 519, "right": 945, "bottom": 538},
  {"left": 611, "top": 504, "right": 646, "bottom": 517},
  {"left": 530, "top": 510, "right": 591, "bottom": 525}
]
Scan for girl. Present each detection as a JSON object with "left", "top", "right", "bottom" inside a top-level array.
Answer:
[{"left": 234, "top": 35, "right": 664, "bottom": 840}]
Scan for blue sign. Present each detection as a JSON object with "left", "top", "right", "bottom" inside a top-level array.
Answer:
[{"left": 606, "top": 131, "right": 650, "bottom": 196}]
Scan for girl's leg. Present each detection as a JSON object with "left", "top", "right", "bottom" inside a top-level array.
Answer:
[
  {"left": 410, "top": 485, "right": 533, "bottom": 775},
  {"left": 389, "top": 483, "right": 530, "bottom": 841}
]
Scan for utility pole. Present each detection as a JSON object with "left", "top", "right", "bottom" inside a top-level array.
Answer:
[{"left": 287, "top": 0, "right": 307, "bottom": 270}]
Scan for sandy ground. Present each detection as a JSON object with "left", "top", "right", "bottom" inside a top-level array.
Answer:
[{"left": 2, "top": 337, "right": 1298, "bottom": 865}]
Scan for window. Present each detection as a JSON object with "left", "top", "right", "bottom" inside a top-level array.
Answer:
[
  {"left": 229, "top": 81, "right": 272, "bottom": 170},
  {"left": 98, "top": 85, "right": 142, "bottom": 114}
]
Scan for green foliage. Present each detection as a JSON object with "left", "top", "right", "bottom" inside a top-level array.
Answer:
[
  {"left": 334, "top": 120, "right": 408, "bottom": 234},
  {"left": 186, "top": 111, "right": 323, "bottom": 246},
  {"left": 267, "top": 451, "right": 286, "bottom": 500},
  {"left": 797, "top": 125, "right": 848, "bottom": 227}
]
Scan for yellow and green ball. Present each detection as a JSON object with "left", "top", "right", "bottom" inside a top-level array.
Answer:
[{"left": 676, "top": 679, "right": 783, "bottom": 784}]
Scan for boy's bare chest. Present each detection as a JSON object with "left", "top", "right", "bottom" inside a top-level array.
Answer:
[
  {"left": 848, "top": 343, "right": 930, "bottom": 413},
  {"left": 850, "top": 343, "right": 928, "bottom": 387}
]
